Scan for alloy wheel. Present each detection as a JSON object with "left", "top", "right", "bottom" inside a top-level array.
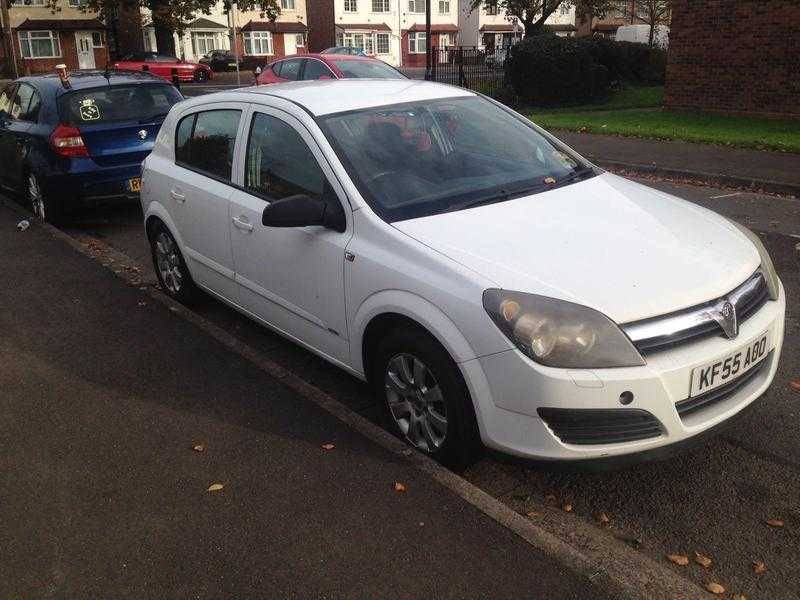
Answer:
[
  {"left": 28, "top": 174, "right": 45, "bottom": 220},
  {"left": 154, "top": 231, "right": 184, "bottom": 295},
  {"left": 385, "top": 353, "right": 448, "bottom": 452}
]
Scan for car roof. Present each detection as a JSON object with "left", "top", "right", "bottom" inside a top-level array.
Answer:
[
  {"left": 16, "top": 70, "right": 169, "bottom": 95},
  {"left": 272, "top": 53, "right": 378, "bottom": 64},
  {"left": 230, "top": 79, "right": 474, "bottom": 116}
]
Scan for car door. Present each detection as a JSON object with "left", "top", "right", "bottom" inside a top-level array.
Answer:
[
  {"left": 170, "top": 103, "right": 247, "bottom": 300},
  {"left": 229, "top": 106, "right": 352, "bottom": 365},
  {"left": 300, "top": 58, "right": 336, "bottom": 80},
  {"left": 4, "top": 83, "right": 40, "bottom": 192},
  {"left": 0, "top": 84, "right": 18, "bottom": 190}
]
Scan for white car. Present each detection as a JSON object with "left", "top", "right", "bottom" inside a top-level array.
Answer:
[{"left": 141, "top": 80, "right": 785, "bottom": 467}]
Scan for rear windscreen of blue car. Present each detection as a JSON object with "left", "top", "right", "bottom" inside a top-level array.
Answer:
[{"left": 58, "top": 84, "right": 183, "bottom": 126}]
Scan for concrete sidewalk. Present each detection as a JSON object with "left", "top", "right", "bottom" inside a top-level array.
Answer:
[
  {"left": 0, "top": 203, "right": 609, "bottom": 599},
  {"left": 555, "top": 130, "right": 800, "bottom": 196}
]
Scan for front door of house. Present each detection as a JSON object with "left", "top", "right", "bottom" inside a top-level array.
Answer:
[{"left": 76, "top": 32, "right": 95, "bottom": 69}]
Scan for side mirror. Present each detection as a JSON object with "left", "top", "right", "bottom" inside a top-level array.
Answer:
[{"left": 262, "top": 194, "right": 345, "bottom": 232}]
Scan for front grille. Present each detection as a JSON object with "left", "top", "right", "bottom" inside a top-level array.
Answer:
[
  {"left": 537, "top": 408, "right": 663, "bottom": 445},
  {"left": 675, "top": 352, "right": 771, "bottom": 420},
  {"left": 622, "top": 271, "right": 770, "bottom": 355}
]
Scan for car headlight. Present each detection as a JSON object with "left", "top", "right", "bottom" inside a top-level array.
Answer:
[
  {"left": 729, "top": 220, "right": 780, "bottom": 300},
  {"left": 483, "top": 290, "right": 645, "bottom": 369}
]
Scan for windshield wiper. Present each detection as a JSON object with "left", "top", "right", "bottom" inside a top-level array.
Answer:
[
  {"left": 139, "top": 112, "right": 169, "bottom": 124},
  {"left": 555, "top": 165, "right": 596, "bottom": 186},
  {"left": 447, "top": 183, "right": 546, "bottom": 213}
]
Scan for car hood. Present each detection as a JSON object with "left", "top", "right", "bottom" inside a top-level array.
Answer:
[{"left": 392, "top": 173, "right": 760, "bottom": 324}]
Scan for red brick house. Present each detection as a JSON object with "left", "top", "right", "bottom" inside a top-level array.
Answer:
[
  {"left": 666, "top": 0, "right": 800, "bottom": 118},
  {"left": 13, "top": 18, "right": 109, "bottom": 74}
]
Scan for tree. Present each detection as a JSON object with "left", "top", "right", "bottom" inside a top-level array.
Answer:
[
  {"left": 468, "top": 0, "right": 612, "bottom": 38},
  {"left": 29, "top": 0, "right": 281, "bottom": 56},
  {"left": 2, "top": 0, "right": 17, "bottom": 77},
  {"left": 615, "top": 0, "right": 671, "bottom": 46}
]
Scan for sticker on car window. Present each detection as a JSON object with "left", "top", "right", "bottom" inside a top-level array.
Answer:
[{"left": 78, "top": 98, "right": 100, "bottom": 121}]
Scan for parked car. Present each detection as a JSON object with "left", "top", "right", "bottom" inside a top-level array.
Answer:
[
  {"left": 140, "top": 80, "right": 785, "bottom": 467},
  {"left": 112, "top": 52, "right": 213, "bottom": 82},
  {"left": 321, "top": 46, "right": 368, "bottom": 56},
  {"left": 199, "top": 49, "right": 244, "bottom": 72},
  {"left": 0, "top": 69, "right": 183, "bottom": 223},
  {"left": 255, "top": 54, "right": 405, "bottom": 85}
]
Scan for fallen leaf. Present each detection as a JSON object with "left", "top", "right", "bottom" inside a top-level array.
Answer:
[
  {"left": 790, "top": 379, "right": 800, "bottom": 391},
  {"left": 321, "top": 443, "right": 335, "bottom": 451},
  {"left": 526, "top": 511, "right": 540, "bottom": 519},
  {"left": 752, "top": 560, "right": 767, "bottom": 575},
  {"left": 595, "top": 512, "right": 610, "bottom": 526},
  {"left": 695, "top": 552, "right": 712, "bottom": 569},
  {"left": 207, "top": 483, "right": 224, "bottom": 492},
  {"left": 562, "top": 503, "right": 573, "bottom": 513},
  {"left": 666, "top": 554, "right": 689, "bottom": 566},
  {"left": 192, "top": 444, "right": 205, "bottom": 453},
  {"left": 705, "top": 582, "right": 725, "bottom": 595},
  {"left": 766, "top": 519, "right": 785, "bottom": 527},
  {"left": 733, "top": 595, "right": 747, "bottom": 600},
  {"left": 394, "top": 482, "right": 407, "bottom": 493}
]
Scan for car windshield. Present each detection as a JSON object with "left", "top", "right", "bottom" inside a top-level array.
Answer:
[
  {"left": 320, "top": 96, "right": 595, "bottom": 221},
  {"left": 334, "top": 59, "right": 405, "bottom": 79},
  {"left": 58, "top": 84, "right": 183, "bottom": 126}
]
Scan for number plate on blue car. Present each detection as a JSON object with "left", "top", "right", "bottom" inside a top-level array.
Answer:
[{"left": 689, "top": 332, "right": 769, "bottom": 397}]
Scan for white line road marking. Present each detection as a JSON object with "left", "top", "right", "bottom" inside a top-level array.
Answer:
[{"left": 709, "top": 192, "right": 742, "bottom": 199}]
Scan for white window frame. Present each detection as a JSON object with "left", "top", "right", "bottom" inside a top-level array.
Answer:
[
  {"left": 68, "top": 0, "right": 88, "bottom": 6},
  {"left": 243, "top": 31, "right": 273, "bottom": 56},
  {"left": 295, "top": 33, "right": 305, "bottom": 47},
  {"left": 371, "top": 0, "right": 389, "bottom": 12},
  {"left": 18, "top": 30, "right": 62, "bottom": 59},
  {"left": 375, "top": 32, "right": 390, "bottom": 54},
  {"left": 191, "top": 31, "right": 219, "bottom": 56},
  {"left": 281, "top": 0, "right": 296, "bottom": 9},
  {"left": 408, "top": 0, "right": 426, "bottom": 13},
  {"left": 26, "top": 0, "right": 45, "bottom": 5},
  {"left": 438, "top": 0, "right": 450, "bottom": 13},
  {"left": 344, "top": 0, "right": 357, "bottom": 12},
  {"left": 91, "top": 31, "right": 105, "bottom": 47},
  {"left": 408, "top": 31, "right": 426, "bottom": 54}
]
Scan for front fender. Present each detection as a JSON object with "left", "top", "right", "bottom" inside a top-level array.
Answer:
[{"left": 350, "top": 289, "right": 480, "bottom": 375}]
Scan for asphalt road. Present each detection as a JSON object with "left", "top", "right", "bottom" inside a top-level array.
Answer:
[{"left": 33, "top": 176, "right": 796, "bottom": 599}]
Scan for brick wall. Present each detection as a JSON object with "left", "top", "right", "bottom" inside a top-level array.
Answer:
[
  {"left": 401, "top": 31, "right": 449, "bottom": 67},
  {"left": 16, "top": 30, "right": 109, "bottom": 75},
  {"left": 306, "top": 0, "right": 335, "bottom": 52},
  {"left": 666, "top": 0, "right": 800, "bottom": 118}
]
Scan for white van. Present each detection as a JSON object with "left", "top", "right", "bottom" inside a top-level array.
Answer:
[{"left": 616, "top": 24, "right": 669, "bottom": 48}]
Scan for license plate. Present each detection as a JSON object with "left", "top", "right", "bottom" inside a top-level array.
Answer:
[
  {"left": 689, "top": 332, "right": 769, "bottom": 397},
  {"left": 228, "top": 62, "right": 237, "bottom": 67},
  {"left": 129, "top": 178, "right": 141, "bottom": 193}
]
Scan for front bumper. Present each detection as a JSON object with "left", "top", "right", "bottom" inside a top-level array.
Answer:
[{"left": 461, "top": 282, "right": 786, "bottom": 461}]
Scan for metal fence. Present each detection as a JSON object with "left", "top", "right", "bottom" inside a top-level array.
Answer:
[{"left": 429, "top": 46, "right": 510, "bottom": 97}]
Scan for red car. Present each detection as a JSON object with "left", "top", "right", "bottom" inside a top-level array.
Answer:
[
  {"left": 112, "top": 52, "right": 213, "bottom": 83},
  {"left": 256, "top": 53, "right": 405, "bottom": 85}
]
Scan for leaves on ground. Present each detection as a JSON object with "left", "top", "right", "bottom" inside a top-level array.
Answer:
[
  {"left": 733, "top": 595, "right": 748, "bottom": 600},
  {"left": 526, "top": 511, "right": 540, "bottom": 519},
  {"left": 752, "top": 560, "right": 767, "bottom": 575},
  {"left": 765, "top": 518, "right": 785, "bottom": 527},
  {"left": 666, "top": 554, "right": 689, "bottom": 566},
  {"left": 790, "top": 379, "right": 800, "bottom": 391},
  {"left": 595, "top": 512, "right": 610, "bottom": 526},
  {"left": 562, "top": 503, "right": 573, "bottom": 513},
  {"left": 705, "top": 582, "right": 725, "bottom": 595},
  {"left": 321, "top": 443, "right": 335, "bottom": 451},
  {"left": 192, "top": 444, "right": 205, "bottom": 453},
  {"left": 694, "top": 552, "right": 713, "bottom": 569},
  {"left": 394, "top": 482, "right": 407, "bottom": 493},
  {"left": 207, "top": 483, "right": 224, "bottom": 492}
]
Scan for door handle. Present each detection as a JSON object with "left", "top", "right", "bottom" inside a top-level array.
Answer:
[
  {"left": 170, "top": 189, "right": 186, "bottom": 203},
  {"left": 232, "top": 215, "right": 254, "bottom": 232}
]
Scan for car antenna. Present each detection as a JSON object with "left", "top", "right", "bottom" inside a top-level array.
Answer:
[{"left": 104, "top": 60, "right": 111, "bottom": 81}]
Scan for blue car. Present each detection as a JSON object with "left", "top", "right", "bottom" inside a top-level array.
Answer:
[{"left": 0, "top": 70, "right": 183, "bottom": 223}]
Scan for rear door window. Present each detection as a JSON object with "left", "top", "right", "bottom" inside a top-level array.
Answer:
[
  {"left": 175, "top": 109, "right": 241, "bottom": 181},
  {"left": 0, "top": 84, "right": 17, "bottom": 118},
  {"left": 58, "top": 84, "right": 183, "bottom": 125},
  {"left": 11, "top": 84, "right": 41, "bottom": 122},
  {"left": 302, "top": 59, "right": 334, "bottom": 80}
]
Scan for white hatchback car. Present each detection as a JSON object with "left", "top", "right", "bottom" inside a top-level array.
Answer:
[{"left": 141, "top": 80, "right": 785, "bottom": 467}]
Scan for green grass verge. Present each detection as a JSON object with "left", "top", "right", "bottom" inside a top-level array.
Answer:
[
  {"left": 527, "top": 107, "right": 800, "bottom": 153},
  {"left": 531, "top": 86, "right": 665, "bottom": 113}
]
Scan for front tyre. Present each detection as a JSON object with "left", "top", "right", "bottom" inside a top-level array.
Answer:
[
  {"left": 373, "top": 327, "right": 482, "bottom": 469},
  {"left": 193, "top": 69, "right": 209, "bottom": 82},
  {"left": 27, "top": 172, "right": 64, "bottom": 224},
  {"left": 149, "top": 223, "right": 199, "bottom": 304}
]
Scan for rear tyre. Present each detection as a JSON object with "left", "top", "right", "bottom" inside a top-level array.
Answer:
[
  {"left": 193, "top": 69, "right": 208, "bottom": 82},
  {"left": 149, "top": 222, "right": 199, "bottom": 304},
  {"left": 27, "top": 172, "right": 64, "bottom": 225},
  {"left": 372, "top": 327, "right": 483, "bottom": 469}
]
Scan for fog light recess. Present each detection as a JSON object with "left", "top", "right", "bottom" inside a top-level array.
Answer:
[{"left": 619, "top": 391, "right": 634, "bottom": 405}]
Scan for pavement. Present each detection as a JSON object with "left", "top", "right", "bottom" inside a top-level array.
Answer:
[
  {"left": 0, "top": 203, "right": 611, "bottom": 598},
  {"left": 37, "top": 177, "right": 800, "bottom": 600},
  {"left": 553, "top": 131, "right": 800, "bottom": 197}
]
